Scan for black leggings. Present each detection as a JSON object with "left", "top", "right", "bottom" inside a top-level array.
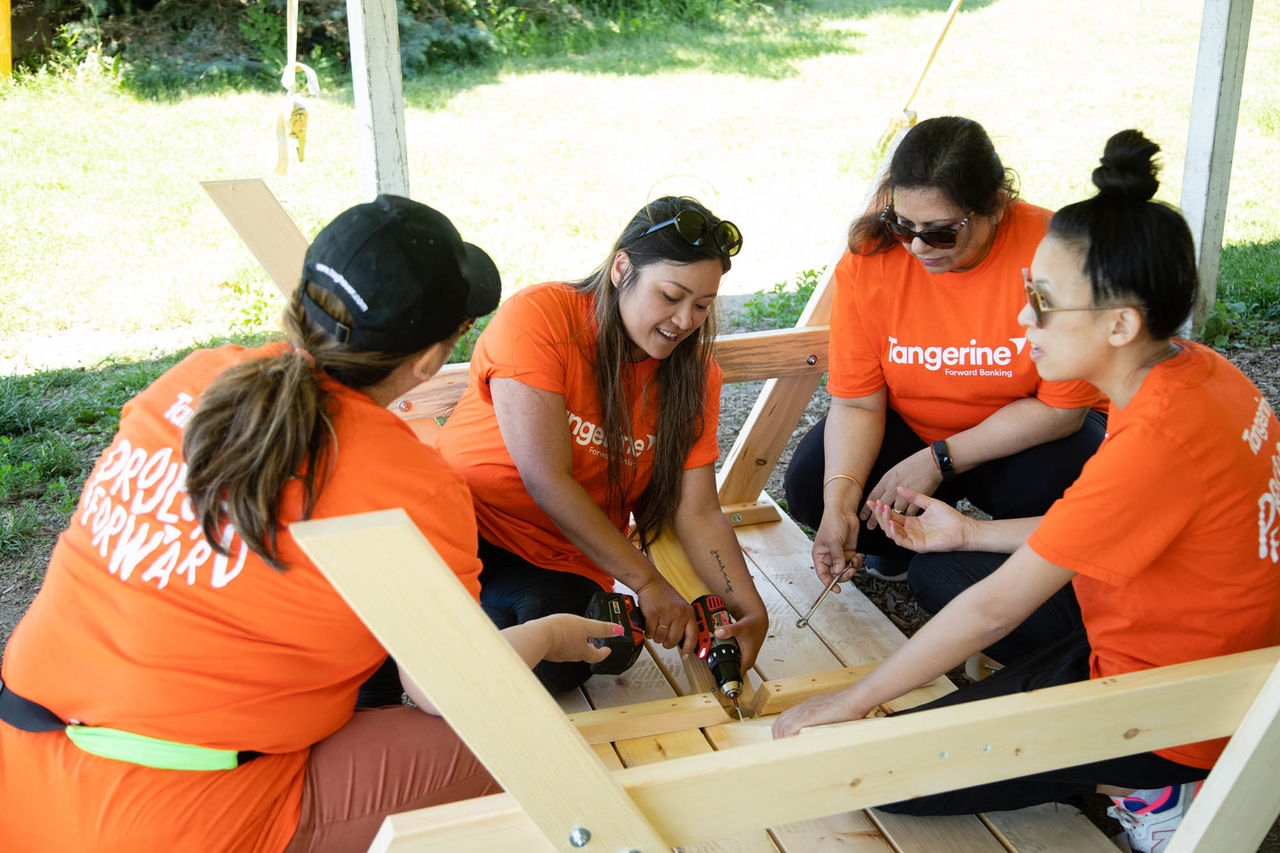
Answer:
[
  {"left": 876, "top": 630, "right": 1209, "bottom": 815},
  {"left": 784, "top": 408, "right": 1104, "bottom": 664},
  {"left": 476, "top": 536, "right": 605, "bottom": 694}
]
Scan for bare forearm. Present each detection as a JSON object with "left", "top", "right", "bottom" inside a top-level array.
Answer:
[
  {"left": 964, "top": 516, "right": 1044, "bottom": 554},
  {"left": 526, "top": 473, "right": 660, "bottom": 590},
  {"left": 946, "top": 400, "right": 1087, "bottom": 475},
  {"left": 822, "top": 396, "right": 886, "bottom": 511}
]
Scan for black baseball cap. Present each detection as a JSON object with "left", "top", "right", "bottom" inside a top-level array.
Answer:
[{"left": 300, "top": 195, "right": 501, "bottom": 353}]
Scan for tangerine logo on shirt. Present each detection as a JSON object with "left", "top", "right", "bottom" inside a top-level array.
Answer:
[
  {"left": 886, "top": 335, "right": 1027, "bottom": 373},
  {"left": 566, "top": 410, "right": 656, "bottom": 462}
]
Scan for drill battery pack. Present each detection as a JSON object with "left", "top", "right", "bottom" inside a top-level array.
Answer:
[{"left": 585, "top": 591, "right": 646, "bottom": 675}]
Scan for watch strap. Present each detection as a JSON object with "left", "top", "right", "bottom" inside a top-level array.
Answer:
[{"left": 931, "top": 440, "right": 956, "bottom": 481}]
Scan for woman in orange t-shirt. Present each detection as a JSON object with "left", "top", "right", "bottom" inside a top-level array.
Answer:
[
  {"left": 438, "top": 196, "right": 769, "bottom": 694},
  {"left": 774, "top": 131, "right": 1280, "bottom": 852},
  {"left": 785, "top": 116, "right": 1104, "bottom": 664},
  {"left": 0, "top": 197, "right": 619, "bottom": 853}
]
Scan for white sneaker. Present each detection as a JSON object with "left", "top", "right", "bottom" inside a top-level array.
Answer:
[{"left": 1106, "top": 782, "right": 1203, "bottom": 853}]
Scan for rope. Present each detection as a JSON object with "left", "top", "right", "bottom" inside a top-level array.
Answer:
[
  {"left": 275, "top": 0, "right": 320, "bottom": 177},
  {"left": 875, "top": 0, "right": 965, "bottom": 154}
]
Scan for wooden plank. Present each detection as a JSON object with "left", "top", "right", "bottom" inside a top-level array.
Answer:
[
  {"left": 717, "top": 373, "right": 825, "bottom": 506},
  {"left": 1167, "top": 653, "right": 1280, "bottom": 852},
  {"left": 714, "top": 327, "right": 829, "bottom": 383},
  {"left": 584, "top": 639, "right": 781, "bottom": 853},
  {"left": 388, "top": 329, "right": 828, "bottom": 425},
  {"left": 370, "top": 793, "right": 553, "bottom": 853},
  {"left": 869, "top": 812, "right": 1007, "bottom": 853},
  {"left": 768, "top": 810, "right": 896, "bottom": 853},
  {"left": 1179, "top": 0, "right": 1254, "bottom": 331},
  {"left": 346, "top": 0, "right": 410, "bottom": 198},
  {"left": 980, "top": 804, "right": 1119, "bottom": 853},
  {"left": 611, "top": 646, "right": 1280, "bottom": 848},
  {"left": 567, "top": 693, "right": 730, "bottom": 745},
  {"left": 289, "top": 509, "right": 669, "bottom": 852},
  {"left": 732, "top": 506, "right": 953, "bottom": 708},
  {"left": 200, "top": 179, "right": 309, "bottom": 296}
]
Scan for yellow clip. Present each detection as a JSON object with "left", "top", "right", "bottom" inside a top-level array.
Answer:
[{"left": 288, "top": 103, "right": 308, "bottom": 162}]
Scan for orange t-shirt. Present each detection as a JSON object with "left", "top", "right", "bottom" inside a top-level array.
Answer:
[
  {"left": 827, "top": 201, "right": 1100, "bottom": 443},
  {"left": 0, "top": 343, "right": 483, "bottom": 853},
  {"left": 437, "top": 282, "right": 722, "bottom": 589},
  {"left": 1029, "top": 341, "right": 1280, "bottom": 768}
]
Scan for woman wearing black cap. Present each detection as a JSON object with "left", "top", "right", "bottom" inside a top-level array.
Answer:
[
  {"left": 438, "top": 195, "right": 769, "bottom": 693},
  {"left": 0, "top": 196, "right": 621, "bottom": 852}
]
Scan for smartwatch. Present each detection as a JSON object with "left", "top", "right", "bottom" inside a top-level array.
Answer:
[{"left": 931, "top": 440, "right": 957, "bottom": 481}]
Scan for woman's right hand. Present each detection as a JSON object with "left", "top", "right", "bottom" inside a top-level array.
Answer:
[
  {"left": 635, "top": 579, "right": 696, "bottom": 654},
  {"left": 811, "top": 507, "right": 862, "bottom": 591},
  {"left": 870, "top": 486, "right": 972, "bottom": 553}
]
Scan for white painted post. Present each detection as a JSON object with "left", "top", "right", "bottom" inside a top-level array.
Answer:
[
  {"left": 346, "top": 0, "right": 411, "bottom": 199},
  {"left": 1180, "top": 0, "right": 1253, "bottom": 333}
]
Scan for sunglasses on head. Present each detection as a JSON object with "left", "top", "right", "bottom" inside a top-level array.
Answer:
[
  {"left": 879, "top": 205, "right": 969, "bottom": 249},
  {"left": 642, "top": 209, "right": 743, "bottom": 258}
]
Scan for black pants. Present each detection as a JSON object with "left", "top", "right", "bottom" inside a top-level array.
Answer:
[
  {"left": 477, "top": 536, "right": 605, "bottom": 694},
  {"left": 784, "top": 408, "right": 1104, "bottom": 664},
  {"left": 876, "top": 630, "right": 1209, "bottom": 815}
]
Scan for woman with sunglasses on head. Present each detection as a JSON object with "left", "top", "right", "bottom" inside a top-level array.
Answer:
[
  {"left": 0, "top": 196, "right": 626, "bottom": 852},
  {"left": 437, "top": 195, "right": 769, "bottom": 693},
  {"left": 784, "top": 116, "right": 1104, "bottom": 666},
  {"left": 775, "top": 130, "right": 1280, "bottom": 852}
]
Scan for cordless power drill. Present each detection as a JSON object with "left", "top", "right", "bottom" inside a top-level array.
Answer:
[
  {"left": 584, "top": 590, "right": 646, "bottom": 675},
  {"left": 691, "top": 594, "right": 745, "bottom": 720}
]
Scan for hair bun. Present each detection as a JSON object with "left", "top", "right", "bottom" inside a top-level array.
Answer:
[{"left": 1091, "top": 129, "right": 1161, "bottom": 202}]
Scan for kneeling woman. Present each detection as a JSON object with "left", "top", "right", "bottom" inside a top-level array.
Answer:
[
  {"left": 438, "top": 196, "right": 769, "bottom": 692},
  {"left": 0, "top": 197, "right": 621, "bottom": 852},
  {"left": 773, "top": 131, "right": 1280, "bottom": 852}
]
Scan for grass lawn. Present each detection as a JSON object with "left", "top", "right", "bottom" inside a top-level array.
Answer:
[
  {"left": 2, "top": 0, "right": 1279, "bottom": 646},
  {"left": 2, "top": 0, "right": 1277, "bottom": 374}
]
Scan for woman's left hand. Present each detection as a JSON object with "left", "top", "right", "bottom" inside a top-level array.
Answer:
[
  {"left": 861, "top": 448, "right": 942, "bottom": 530},
  {"left": 772, "top": 688, "right": 866, "bottom": 738},
  {"left": 717, "top": 605, "right": 769, "bottom": 672}
]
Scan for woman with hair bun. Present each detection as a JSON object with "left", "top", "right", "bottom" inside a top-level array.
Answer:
[{"left": 774, "top": 131, "right": 1280, "bottom": 852}]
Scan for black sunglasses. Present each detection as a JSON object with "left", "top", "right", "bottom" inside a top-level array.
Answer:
[
  {"left": 879, "top": 205, "right": 969, "bottom": 249},
  {"left": 642, "top": 209, "right": 743, "bottom": 257}
]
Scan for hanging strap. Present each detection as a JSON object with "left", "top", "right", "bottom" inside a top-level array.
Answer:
[{"left": 275, "top": 0, "right": 320, "bottom": 175}]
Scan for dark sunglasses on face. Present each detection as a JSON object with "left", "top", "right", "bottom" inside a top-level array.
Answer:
[
  {"left": 1021, "top": 268, "right": 1142, "bottom": 326},
  {"left": 642, "top": 209, "right": 743, "bottom": 257},
  {"left": 879, "top": 205, "right": 969, "bottom": 249}
]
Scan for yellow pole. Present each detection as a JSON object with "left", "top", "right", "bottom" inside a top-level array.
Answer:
[{"left": 1, "top": 0, "right": 13, "bottom": 78}]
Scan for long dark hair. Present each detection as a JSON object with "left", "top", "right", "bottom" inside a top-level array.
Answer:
[
  {"left": 182, "top": 284, "right": 419, "bottom": 570},
  {"left": 571, "top": 195, "right": 729, "bottom": 549},
  {"left": 849, "top": 116, "right": 1018, "bottom": 254},
  {"left": 1049, "top": 130, "right": 1198, "bottom": 339}
]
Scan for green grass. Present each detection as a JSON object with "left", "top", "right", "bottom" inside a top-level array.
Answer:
[
  {"left": 2, "top": 0, "right": 1279, "bottom": 643},
  {"left": 4, "top": 0, "right": 1277, "bottom": 374}
]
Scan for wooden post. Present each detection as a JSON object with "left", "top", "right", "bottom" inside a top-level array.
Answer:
[
  {"left": 346, "top": 0, "right": 411, "bottom": 199},
  {"left": 1180, "top": 0, "right": 1254, "bottom": 333},
  {"left": 2, "top": 0, "right": 12, "bottom": 78}
]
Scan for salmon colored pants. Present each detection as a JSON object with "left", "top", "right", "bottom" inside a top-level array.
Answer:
[{"left": 284, "top": 706, "right": 500, "bottom": 852}]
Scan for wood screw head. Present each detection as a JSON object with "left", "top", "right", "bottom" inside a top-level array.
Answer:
[
  {"left": 806, "top": 354, "right": 817, "bottom": 365},
  {"left": 397, "top": 400, "right": 411, "bottom": 412},
  {"left": 569, "top": 827, "right": 591, "bottom": 847}
]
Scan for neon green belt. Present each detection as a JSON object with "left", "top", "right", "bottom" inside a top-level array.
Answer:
[{"left": 65, "top": 725, "right": 244, "bottom": 771}]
